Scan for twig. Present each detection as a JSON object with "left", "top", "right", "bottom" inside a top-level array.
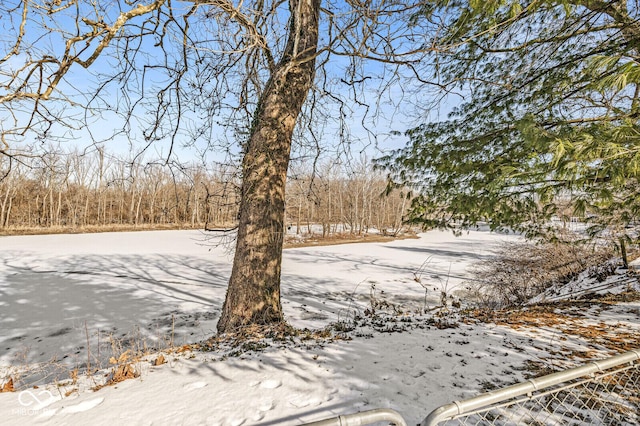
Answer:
[
  {"left": 84, "top": 320, "right": 91, "bottom": 375},
  {"left": 171, "top": 314, "right": 175, "bottom": 349}
]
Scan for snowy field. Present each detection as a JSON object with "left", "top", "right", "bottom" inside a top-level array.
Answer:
[{"left": 0, "top": 229, "right": 638, "bottom": 425}]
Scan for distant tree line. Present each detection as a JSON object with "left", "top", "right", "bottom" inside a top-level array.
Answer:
[
  {"left": 287, "top": 160, "right": 409, "bottom": 237},
  {"left": 0, "top": 149, "right": 408, "bottom": 235},
  {"left": 0, "top": 148, "right": 239, "bottom": 230}
]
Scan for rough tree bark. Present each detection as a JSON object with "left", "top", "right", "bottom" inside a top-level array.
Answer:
[{"left": 217, "top": 0, "right": 321, "bottom": 333}]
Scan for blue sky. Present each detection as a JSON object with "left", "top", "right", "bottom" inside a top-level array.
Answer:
[{"left": 0, "top": 0, "right": 446, "bottom": 168}]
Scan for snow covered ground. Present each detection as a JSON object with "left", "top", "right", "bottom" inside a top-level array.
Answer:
[{"left": 0, "top": 229, "right": 638, "bottom": 425}]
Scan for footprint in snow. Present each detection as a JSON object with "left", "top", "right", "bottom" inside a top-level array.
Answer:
[
  {"left": 184, "top": 381, "right": 208, "bottom": 391},
  {"left": 248, "top": 379, "right": 282, "bottom": 389},
  {"left": 289, "top": 395, "right": 321, "bottom": 408},
  {"left": 59, "top": 397, "right": 104, "bottom": 414},
  {"left": 259, "top": 379, "right": 282, "bottom": 389},
  {"left": 257, "top": 399, "right": 275, "bottom": 412},
  {"left": 250, "top": 399, "right": 276, "bottom": 422}
]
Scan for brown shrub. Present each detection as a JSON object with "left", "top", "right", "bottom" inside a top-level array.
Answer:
[{"left": 468, "top": 236, "right": 615, "bottom": 308}]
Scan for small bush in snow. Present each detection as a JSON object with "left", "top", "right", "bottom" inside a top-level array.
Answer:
[{"left": 468, "top": 236, "right": 615, "bottom": 308}]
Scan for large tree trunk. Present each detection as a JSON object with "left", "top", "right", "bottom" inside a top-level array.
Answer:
[{"left": 217, "top": 0, "right": 321, "bottom": 334}]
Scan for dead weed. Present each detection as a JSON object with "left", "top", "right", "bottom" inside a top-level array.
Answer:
[
  {"left": 92, "top": 350, "right": 140, "bottom": 391},
  {"left": 0, "top": 378, "right": 15, "bottom": 393}
]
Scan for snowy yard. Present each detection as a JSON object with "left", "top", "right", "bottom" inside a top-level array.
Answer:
[{"left": 0, "top": 229, "right": 638, "bottom": 425}]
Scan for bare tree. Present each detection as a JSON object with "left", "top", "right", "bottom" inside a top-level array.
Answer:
[{"left": 0, "top": 0, "right": 435, "bottom": 333}]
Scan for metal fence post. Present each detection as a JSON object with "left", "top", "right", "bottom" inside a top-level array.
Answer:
[{"left": 301, "top": 408, "right": 408, "bottom": 426}]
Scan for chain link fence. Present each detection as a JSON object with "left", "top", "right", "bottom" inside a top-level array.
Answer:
[
  {"left": 300, "top": 350, "right": 639, "bottom": 426},
  {"left": 422, "top": 349, "right": 640, "bottom": 426}
]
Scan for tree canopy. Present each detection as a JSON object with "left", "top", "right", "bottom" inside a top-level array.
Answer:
[{"left": 379, "top": 0, "right": 640, "bottom": 241}]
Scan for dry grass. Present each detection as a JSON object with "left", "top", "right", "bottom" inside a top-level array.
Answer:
[
  {"left": 0, "top": 378, "right": 14, "bottom": 393},
  {"left": 467, "top": 293, "right": 640, "bottom": 353},
  {"left": 0, "top": 223, "right": 203, "bottom": 236},
  {"left": 153, "top": 354, "right": 166, "bottom": 366},
  {"left": 0, "top": 326, "right": 172, "bottom": 393},
  {"left": 89, "top": 350, "right": 140, "bottom": 391},
  {"left": 284, "top": 230, "right": 418, "bottom": 249}
]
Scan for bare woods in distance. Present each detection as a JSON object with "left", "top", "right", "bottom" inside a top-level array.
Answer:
[{"left": 0, "top": 149, "right": 408, "bottom": 236}]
